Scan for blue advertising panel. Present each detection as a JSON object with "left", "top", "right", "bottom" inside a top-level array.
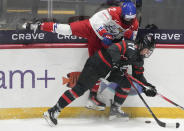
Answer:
[
  {"left": 0, "top": 29, "right": 184, "bottom": 44},
  {"left": 0, "top": 30, "right": 87, "bottom": 44}
]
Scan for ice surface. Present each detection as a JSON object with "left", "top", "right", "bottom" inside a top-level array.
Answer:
[{"left": 0, "top": 117, "right": 183, "bottom": 131}]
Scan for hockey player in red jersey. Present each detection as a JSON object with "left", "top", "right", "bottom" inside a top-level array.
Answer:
[
  {"left": 43, "top": 34, "right": 157, "bottom": 126},
  {"left": 22, "top": 1, "right": 139, "bottom": 111}
]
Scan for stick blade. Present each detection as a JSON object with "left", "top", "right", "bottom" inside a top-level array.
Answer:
[
  {"left": 156, "top": 118, "right": 180, "bottom": 128},
  {"left": 165, "top": 122, "right": 180, "bottom": 128}
]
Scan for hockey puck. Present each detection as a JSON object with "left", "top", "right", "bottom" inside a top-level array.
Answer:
[{"left": 145, "top": 120, "right": 151, "bottom": 124}]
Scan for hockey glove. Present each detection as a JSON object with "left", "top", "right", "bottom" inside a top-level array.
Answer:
[
  {"left": 102, "top": 33, "right": 113, "bottom": 46},
  {"left": 124, "top": 29, "right": 134, "bottom": 40},
  {"left": 142, "top": 83, "right": 157, "bottom": 97}
]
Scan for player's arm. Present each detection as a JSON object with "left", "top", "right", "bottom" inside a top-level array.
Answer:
[
  {"left": 124, "top": 18, "right": 139, "bottom": 41},
  {"left": 132, "top": 60, "right": 157, "bottom": 97},
  {"left": 132, "top": 63, "right": 147, "bottom": 83},
  {"left": 89, "top": 9, "right": 113, "bottom": 46},
  {"left": 107, "top": 42, "right": 122, "bottom": 64}
]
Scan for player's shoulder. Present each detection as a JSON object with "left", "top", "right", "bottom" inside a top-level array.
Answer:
[
  {"left": 119, "top": 40, "right": 139, "bottom": 61},
  {"left": 117, "top": 40, "right": 137, "bottom": 53},
  {"left": 107, "top": 6, "right": 122, "bottom": 15},
  {"left": 124, "top": 39, "right": 135, "bottom": 46},
  {"left": 108, "top": 6, "right": 121, "bottom": 11},
  {"left": 124, "top": 40, "right": 138, "bottom": 52}
]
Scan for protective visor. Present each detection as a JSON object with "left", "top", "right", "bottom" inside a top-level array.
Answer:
[
  {"left": 124, "top": 14, "right": 136, "bottom": 21},
  {"left": 144, "top": 48, "right": 154, "bottom": 58}
]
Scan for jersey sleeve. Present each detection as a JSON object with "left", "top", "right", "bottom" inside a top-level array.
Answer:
[
  {"left": 124, "top": 40, "right": 148, "bottom": 84},
  {"left": 132, "top": 57, "right": 148, "bottom": 84},
  {"left": 89, "top": 9, "right": 112, "bottom": 40},
  {"left": 107, "top": 43, "right": 122, "bottom": 63}
]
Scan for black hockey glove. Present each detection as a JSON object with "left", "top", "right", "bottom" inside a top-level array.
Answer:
[{"left": 142, "top": 83, "right": 157, "bottom": 97}]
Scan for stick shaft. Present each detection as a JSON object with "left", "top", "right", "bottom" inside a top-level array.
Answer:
[
  {"left": 126, "top": 73, "right": 180, "bottom": 128},
  {"left": 126, "top": 74, "right": 184, "bottom": 110},
  {"left": 157, "top": 93, "right": 184, "bottom": 110}
]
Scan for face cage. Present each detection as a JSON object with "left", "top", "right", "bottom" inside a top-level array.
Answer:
[{"left": 143, "top": 48, "right": 154, "bottom": 58}]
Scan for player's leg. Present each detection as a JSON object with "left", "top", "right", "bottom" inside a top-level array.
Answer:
[
  {"left": 109, "top": 75, "right": 131, "bottom": 120},
  {"left": 71, "top": 21, "right": 108, "bottom": 111},
  {"left": 43, "top": 69, "right": 99, "bottom": 126},
  {"left": 43, "top": 54, "right": 110, "bottom": 126},
  {"left": 86, "top": 68, "right": 123, "bottom": 111},
  {"left": 72, "top": 20, "right": 108, "bottom": 110},
  {"left": 70, "top": 19, "right": 93, "bottom": 39},
  {"left": 85, "top": 79, "right": 106, "bottom": 111},
  {"left": 22, "top": 19, "right": 91, "bottom": 38},
  {"left": 85, "top": 47, "right": 111, "bottom": 111}
]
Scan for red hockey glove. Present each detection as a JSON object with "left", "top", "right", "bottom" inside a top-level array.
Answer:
[{"left": 124, "top": 29, "right": 133, "bottom": 40}]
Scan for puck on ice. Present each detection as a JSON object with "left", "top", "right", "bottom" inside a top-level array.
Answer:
[{"left": 145, "top": 120, "right": 151, "bottom": 123}]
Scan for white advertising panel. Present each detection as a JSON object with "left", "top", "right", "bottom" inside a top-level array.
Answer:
[{"left": 0, "top": 48, "right": 183, "bottom": 109}]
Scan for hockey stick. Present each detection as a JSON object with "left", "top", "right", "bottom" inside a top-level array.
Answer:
[
  {"left": 126, "top": 73, "right": 180, "bottom": 128},
  {"left": 127, "top": 74, "right": 184, "bottom": 110},
  {"left": 157, "top": 93, "right": 184, "bottom": 110}
]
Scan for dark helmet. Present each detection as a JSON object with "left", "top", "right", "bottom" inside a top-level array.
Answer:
[
  {"left": 145, "top": 24, "right": 158, "bottom": 30},
  {"left": 139, "top": 34, "right": 155, "bottom": 58},
  {"left": 121, "top": 2, "right": 136, "bottom": 25}
]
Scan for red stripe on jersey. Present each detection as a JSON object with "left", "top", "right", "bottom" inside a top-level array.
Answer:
[
  {"left": 134, "top": 65, "right": 138, "bottom": 69},
  {"left": 134, "top": 65, "right": 143, "bottom": 70},
  {"left": 70, "top": 89, "right": 79, "bottom": 98},
  {"left": 122, "top": 40, "right": 127, "bottom": 56},
  {"left": 122, "top": 88, "right": 131, "bottom": 91},
  {"left": 115, "top": 92, "right": 127, "bottom": 99},
  {"left": 139, "top": 67, "right": 143, "bottom": 70},
  {"left": 115, "top": 43, "right": 122, "bottom": 52},
  {"left": 135, "top": 71, "right": 143, "bottom": 74},
  {"left": 98, "top": 50, "right": 112, "bottom": 68},
  {"left": 62, "top": 94, "right": 72, "bottom": 103}
]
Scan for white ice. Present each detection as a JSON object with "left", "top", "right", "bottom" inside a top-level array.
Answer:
[{"left": 0, "top": 117, "right": 183, "bottom": 131}]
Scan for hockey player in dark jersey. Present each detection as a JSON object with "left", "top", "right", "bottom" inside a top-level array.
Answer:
[{"left": 43, "top": 34, "right": 157, "bottom": 126}]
